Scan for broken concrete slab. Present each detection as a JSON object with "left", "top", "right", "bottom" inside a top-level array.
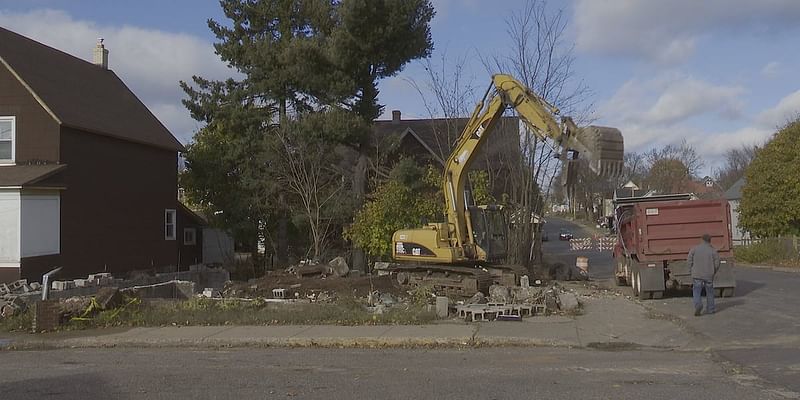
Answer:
[
  {"left": 328, "top": 256, "right": 350, "bottom": 277},
  {"left": 488, "top": 285, "right": 511, "bottom": 303},
  {"left": 95, "top": 287, "right": 124, "bottom": 310},
  {"left": 435, "top": 296, "right": 449, "bottom": 318},
  {"left": 558, "top": 293, "right": 580, "bottom": 312}
]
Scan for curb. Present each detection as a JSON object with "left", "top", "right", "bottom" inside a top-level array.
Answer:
[
  {"left": 1, "top": 336, "right": 577, "bottom": 351},
  {"left": 737, "top": 263, "right": 800, "bottom": 274}
]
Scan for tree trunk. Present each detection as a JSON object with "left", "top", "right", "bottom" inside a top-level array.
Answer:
[{"left": 351, "top": 151, "right": 369, "bottom": 272}]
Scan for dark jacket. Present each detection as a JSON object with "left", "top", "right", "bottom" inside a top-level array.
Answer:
[{"left": 688, "top": 242, "right": 720, "bottom": 281}]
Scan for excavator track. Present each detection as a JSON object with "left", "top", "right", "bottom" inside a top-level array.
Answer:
[{"left": 384, "top": 263, "right": 528, "bottom": 296}]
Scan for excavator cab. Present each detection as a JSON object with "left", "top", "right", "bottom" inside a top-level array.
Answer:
[{"left": 469, "top": 205, "right": 508, "bottom": 262}]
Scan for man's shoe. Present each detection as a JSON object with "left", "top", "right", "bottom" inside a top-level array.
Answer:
[{"left": 694, "top": 306, "right": 702, "bottom": 316}]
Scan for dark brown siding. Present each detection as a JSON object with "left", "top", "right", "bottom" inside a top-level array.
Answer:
[
  {"left": 0, "top": 267, "right": 20, "bottom": 283},
  {"left": 21, "top": 127, "right": 179, "bottom": 281},
  {"left": 19, "top": 255, "right": 59, "bottom": 282},
  {"left": 0, "top": 65, "right": 60, "bottom": 162}
]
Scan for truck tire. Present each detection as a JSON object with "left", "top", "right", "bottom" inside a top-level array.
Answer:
[
  {"left": 615, "top": 258, "right": 625, "bottom": 286},
  {"left": 631, "top": 270, "right": 640, "bottom": 297}
]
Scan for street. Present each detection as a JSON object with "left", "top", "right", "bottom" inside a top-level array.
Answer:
[
  {"left": 0, "top": 217, "right": 797, "bottom": 399},
  {"left": 0, "top": 347, "right": 787, "bottom": 400},
  {"left": 545, "top": 216, "right": 800, "bottom": 396}
]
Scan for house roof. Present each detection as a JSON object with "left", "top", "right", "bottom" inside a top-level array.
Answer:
[
  {"left": 0, "top": 27, "right": 183, "bottom": 152},
  {"left": 724, "top": 177, "right": 746, "bottom": 200},
  {"left": 373, "top": 114, "right": 520, "bottom": 168},
  {"left": 0, "top": 163, "right": 66, "bottom": 187}
]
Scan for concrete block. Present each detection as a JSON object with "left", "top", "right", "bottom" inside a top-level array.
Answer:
[
  {"left": 435, "top": 296, "right": 449, "bottom": 318},
  {"left": 73, "top": 279, "right": 92, "bottom": 288},
  {"left": 558, "top": 293, "right": 580, "bottom": 311},
  {"left": 272, "top": 288, "right": 287, "bottom": 299},
  {"left": 51, "top": 281, "right": 75, "bottom": 291},
  {"left": 29, "top": 282, "right": 41, "bottom": 291}
]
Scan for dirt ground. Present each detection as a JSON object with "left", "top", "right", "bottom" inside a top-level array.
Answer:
[{"left": 227, "top": 272, "right": 406, "bottom": 299}]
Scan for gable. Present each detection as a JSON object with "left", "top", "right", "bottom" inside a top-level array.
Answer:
[{"left": 0, "top": 27, "right": 183, "bottom": 152}]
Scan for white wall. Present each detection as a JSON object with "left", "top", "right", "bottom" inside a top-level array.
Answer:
[
  {"left": 20, "top": 190, "right": 60, "bottom": 257},
  {"left": 728, "top": 199, "right": 751, "bottom": 245},
  {"left": 0, "top": 189, "right": 20, "bottom": 263}
]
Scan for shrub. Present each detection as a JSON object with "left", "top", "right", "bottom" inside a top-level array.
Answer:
[{"left": 735, "top": 237, "right": 800, "bottom": 266}]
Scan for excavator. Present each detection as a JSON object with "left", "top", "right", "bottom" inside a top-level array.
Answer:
[{"left": 386, "top": 74, "right": 624, "bottom": 295}]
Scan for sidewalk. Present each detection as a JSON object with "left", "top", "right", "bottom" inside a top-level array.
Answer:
[{"left": 0, "top": 297, "right": 692, "bottom": 350}]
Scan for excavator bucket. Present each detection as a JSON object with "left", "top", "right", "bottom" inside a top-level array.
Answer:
[{"left": 575, "top": 126, "right": 625, "bottom": 178}]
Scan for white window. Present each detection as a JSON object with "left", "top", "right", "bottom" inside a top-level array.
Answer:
[
  {"left": 165, "top": 209, "right": 176, "bottom": 240},
  {"left": 183, "top": 227, "right": 196, "bottom": 245},
  {"left": 0, "top": 116, "right": 15, "bottom": 164}
]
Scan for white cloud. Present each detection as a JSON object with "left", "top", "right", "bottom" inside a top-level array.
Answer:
[
  {"left": 0, "top": 9, "right": 232, "bottom": 143},
  {"left": 755, "top": 89, "right": 800, "bottom": 128},
  {"left": 644, "top": 79, "right": 744, "bottom": 125},
  {"left": 574, "top": 0, "right": 800, "bottom": 63},
  {"left": 600, "top": 80, "right": 800, "bottom": 170},
  {"left": 600, "top": 74, "right": 744, "bottom": 132}
]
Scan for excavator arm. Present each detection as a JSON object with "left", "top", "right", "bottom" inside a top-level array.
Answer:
[
  {"left": 392, "top": 74, "right": 623, "bottom": 267},
  {"left": 443, "top": 74, "right": 624, "bottom": 256}
]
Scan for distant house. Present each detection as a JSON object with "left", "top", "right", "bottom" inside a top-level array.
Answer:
[
  {"left": 372, "top": 110, "right": 520, "bottom": 197},
  {"left": 0, "top": 28, "right": 204, "bottom": 283},
  {"left": 724, "top": 177, "right": 751, "bottom": 245}
]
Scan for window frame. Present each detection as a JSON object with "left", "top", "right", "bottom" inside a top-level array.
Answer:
[
  {"left": 0, "top": 116, "right": 15, "bottom": 164},
  {"left": 183, "top": 227, "right": 196, "bottom": 245},
  {"left": 165, "top": 209, "right": 176, "bottom": 240}
]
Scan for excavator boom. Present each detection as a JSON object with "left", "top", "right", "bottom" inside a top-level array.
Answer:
[{"left": 390, "top": 74, "right": 624, "bottom": 294}]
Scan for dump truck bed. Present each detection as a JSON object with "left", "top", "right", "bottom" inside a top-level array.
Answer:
[{"left": 618, "top": 199, "right": 732, "bottom": 262}]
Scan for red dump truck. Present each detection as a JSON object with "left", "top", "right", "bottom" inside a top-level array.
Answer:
[{"left": 613, "top": 196, "right": 736, "bottom": 300}]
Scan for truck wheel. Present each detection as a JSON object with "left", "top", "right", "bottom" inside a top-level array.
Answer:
[
  {"left": 631, "top": 271, "right": 640, "bottom": 296},
  {"left": 624, "top": 258, "right": 632, "bottom": 287},
  {"left": 721, "top": 287, "right": 735, "bottom": 297}
]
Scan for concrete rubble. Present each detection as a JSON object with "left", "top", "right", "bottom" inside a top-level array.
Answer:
[{"left": 1, "top": 264, "right": 232, "bottom": 323}]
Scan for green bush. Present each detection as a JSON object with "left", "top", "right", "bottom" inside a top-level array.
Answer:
[{"left": 735, "top": 238, "right": 800, "bottom": 266}]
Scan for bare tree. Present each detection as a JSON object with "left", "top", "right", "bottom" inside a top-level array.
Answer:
[
  {"left": 407, "top": 51, "right": 479, "bottom": 161},
  {"left": 274, "top": 128, "right": 347, "bottom": 261},
  {"left": 641, "top": 139, "right": 704, "bottom": 194},
  {"left": 714, "top": 144, "right": 759, "bottom": 190},
  {"left": 480, "top": 0, "right": 595, "bottom": 267}
]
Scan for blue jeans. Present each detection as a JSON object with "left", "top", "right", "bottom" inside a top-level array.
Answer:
[{"left": 693, "top": 278, "right": 715, "bottom": 314}]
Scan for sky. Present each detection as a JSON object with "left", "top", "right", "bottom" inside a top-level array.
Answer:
[{"left": 1, "top": 0, "right": 799, "bottom": 178}]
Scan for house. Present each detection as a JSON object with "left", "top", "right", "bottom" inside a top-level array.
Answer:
[
  {"left": 724, "top": 177, "right": 751, "bottom": 245},
  {"left": 372, "top": 110, "right": 520, "bottom": 197},
  {"left": 0, "top": 28, "right": 203, "bottom": 283}
]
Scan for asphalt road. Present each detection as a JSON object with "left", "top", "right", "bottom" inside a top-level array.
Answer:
[
  {"left": 0, "top": 347, "right": 786, "bottom": 400},
  {"left": 541, "top": 216, "right": 614, "bottom": 280},
  {"left": 544, "top": 216, "right": 800, "bottom": 396}
]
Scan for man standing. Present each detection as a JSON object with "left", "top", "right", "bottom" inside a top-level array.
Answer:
[{"left": 687, "top": 234, "right": 720, "bottom": 316}]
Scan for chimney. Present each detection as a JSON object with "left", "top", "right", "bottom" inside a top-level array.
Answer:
[
  {"left": 392, "top": 110, "right": 401, "bottom": 123},
  {"left": 93, "top": 38, "right": 109, "bottom": 69}
]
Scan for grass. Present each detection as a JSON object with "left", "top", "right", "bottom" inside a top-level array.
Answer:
[
  {"left": 0, "top": 296, "right": 438, "bottom": 333},
  {"left": 734, "top": 237, "right": 800, "bottom": 268}
]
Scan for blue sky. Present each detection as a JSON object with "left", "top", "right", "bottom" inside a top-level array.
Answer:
[{"left": 2, "top": 0, "right": 799, "bottom": 176}]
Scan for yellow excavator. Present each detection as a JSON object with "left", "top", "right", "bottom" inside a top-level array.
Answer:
[{"left": 387, "top": 74, "right": 624, "bottom": 295}]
